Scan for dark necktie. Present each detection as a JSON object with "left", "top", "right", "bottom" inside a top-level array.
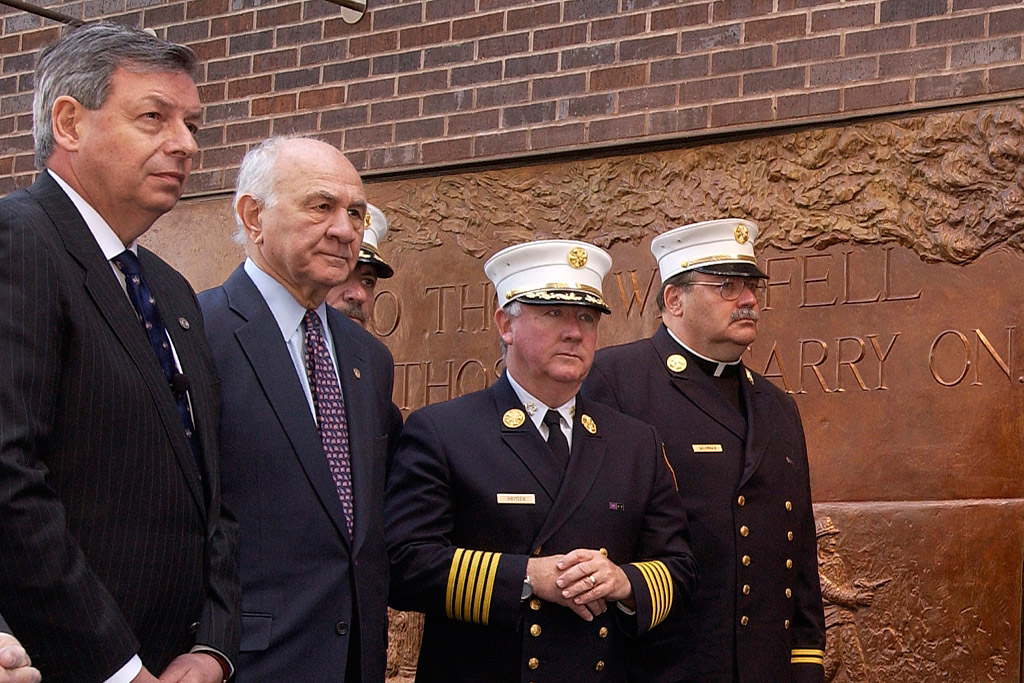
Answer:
[
  {"left": 543, "top": 409, "right": 569, "bottom": 470},
  {"left": 112, "top": 250, "right": 201, "bottom": 474},
  {"left": 303, "top": 310, "right": 354, "bottom": 536}
]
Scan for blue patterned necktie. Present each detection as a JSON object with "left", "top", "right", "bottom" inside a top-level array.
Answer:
[
  {"left": 112, "top": 250, "right": 201, "bottom": 475},
  {"left": 303, "top": 309, "right": 354, "bottom": 536}
]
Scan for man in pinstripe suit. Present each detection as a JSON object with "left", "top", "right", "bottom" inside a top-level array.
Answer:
[
  {"left": 0, "top": 23, "right": 238, "bottom": 683},
  {"left": 385, "top": 240, "right": 696, "bottom": 683}
]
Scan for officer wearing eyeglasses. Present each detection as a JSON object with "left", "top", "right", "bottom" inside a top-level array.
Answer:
[{"left": 583, "top": 219, "right": 826, "bottom": 683}]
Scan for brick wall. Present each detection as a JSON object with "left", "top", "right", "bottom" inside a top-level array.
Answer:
[{"left": 0, "top": 0, "right": 1022, "bottom": 194}]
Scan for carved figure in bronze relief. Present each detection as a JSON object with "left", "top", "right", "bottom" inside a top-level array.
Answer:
[{"left": 817, "top": 517, "right": 889, "bottom": 683}]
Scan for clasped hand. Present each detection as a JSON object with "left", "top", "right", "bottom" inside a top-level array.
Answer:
[{"left": 527, "top": 549, "right": 634, "bottom": 622}]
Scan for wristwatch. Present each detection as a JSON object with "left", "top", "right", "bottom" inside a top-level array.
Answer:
[{"left": 521, "top": 573, "right": 533, "bottom": 601}]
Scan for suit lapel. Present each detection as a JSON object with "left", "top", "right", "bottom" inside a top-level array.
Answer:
[
  {"left": 531, "top": 397, "right": 605, "bottom": 551},
  {"left": 28, "top": 174, "right": 206, "bottom": 514},
  {"left": 223, "top": 266, "right": 352, "bottom": 543},
  {"left": 492, "top": 376, "right": 562, "bottom": 502},
  {"left": 328, "top": 308, "right": 369, "bottom": 553},
  {"left": 651, "top": 325, "right": 747, "bottom": 439},
  {"left": 739, "top": 367, "right": 771, "bottom": 489}
]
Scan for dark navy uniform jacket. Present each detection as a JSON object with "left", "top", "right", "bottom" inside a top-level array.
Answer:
[
  {"left": 385, "top": 372, "right": 697, "bottom": 683},
  {"left": 584, "top": 325, "right": 825, "bottom": 683}
]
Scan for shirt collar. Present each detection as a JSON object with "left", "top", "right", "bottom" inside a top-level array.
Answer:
[
  {"left": 48, "top": 169, "right": 137, "bottom": 258},
  {"left": 664, "top": 325, "right": 741, "bottom": 378},
  {"left": 244, "top": 258, "right": 327, "bottom": 343},
  {"left": 505, "top": 370, "right": 576, "bottom": 431}
]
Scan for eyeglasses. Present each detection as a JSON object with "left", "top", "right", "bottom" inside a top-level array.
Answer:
[{"left": 685, "top": 277, "right": 767, "bottom": 303}]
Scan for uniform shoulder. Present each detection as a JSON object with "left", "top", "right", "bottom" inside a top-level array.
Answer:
[
  {"left": 594, "top": 336, "right": 653, "bottom": 363},
  {"left": 746, "top": 366, "right": 801, "bottom": 411},
  {"left": 405, "top": 385, "right": 492, "bottom": 424},
  {"left": 581, "top": 398, "right": 656, "bottom": 436}
]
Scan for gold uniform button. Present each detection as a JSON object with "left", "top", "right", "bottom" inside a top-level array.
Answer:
[
  {"left": 595, "top": 661, "right": 605, "bottom": 671},
  {"left": 737, "top": 495, "right": 746, "bottom": 507},
  {"left": 599, "top": 626, "right": 609, "bottom": 638},
  {"left": 742, "top": 584, "right": 750, "bottom": 595},
  {"left": 742, "top": 555, "right": 751, "bottom": 566},
  {"left": 785, "top": 500, "right": 792, "bottom": 511},
  {"left": 533, "top": 546, "right": 542, "bottom": 556},
  {"left": 739, "top": 525, "right": 749, "bottom": 537},
  {"left": 530, "top": 598, "right": 541, "bottom": 611},
  {"left": 785, "top": 619, "right": 791, "bottom": 629},
  {"left": 740, "top": 616, "right": 749, "bottom": 626},
  {"left": 785, "top": 588, "right": 792, "bottom": 598},
  {"left": 530, "top": 624, "right": 541, "bottom": 637},
  {"left": 599, "top": 547, "right": 608, "bottom": 557},
  {"left": 528, "top": 657, "right": 539, "bottom": 670},
  {"left": 787, "top": 531, "right": 794, "bottom": 541},
  {"left": 786, "top": 559, "right": 793, "bottom": 569}
]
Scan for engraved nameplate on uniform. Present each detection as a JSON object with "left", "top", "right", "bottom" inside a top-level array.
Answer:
[{"left": 497, "top": 493, "right": 536, "bottom": 505}]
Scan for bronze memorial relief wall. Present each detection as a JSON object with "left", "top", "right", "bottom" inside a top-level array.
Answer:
[{"left": 144, "top": 101, "right": 1024, "bottom": 681}]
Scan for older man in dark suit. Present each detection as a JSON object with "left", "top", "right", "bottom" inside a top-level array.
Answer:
[
  {"left": 199, "top": 136, "right": 401, "bottom": 682},
  {"left": 0, "top": 23, "right": 239, "bottom": 683},
  {"left": 386, "top": 239, "right": 697, "bottom": 683},
  {"left": 584, "top": 219, "right": 825, "bottom": 683}
]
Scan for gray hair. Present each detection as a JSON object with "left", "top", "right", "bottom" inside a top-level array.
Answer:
[
  {"left": 232, "top": 135, "right": 318, "bottom": 244},
  {"left": 656, "top": 270, "right": 697, "bottom": 312},
  {"left": 498, "top": 300, "right": 522, "bottom": 356},
  {"left": 33, "top": 22, "right": 198, "bottom": 169}
]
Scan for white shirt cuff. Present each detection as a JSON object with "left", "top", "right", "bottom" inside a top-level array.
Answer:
[
  {"left": 191, "top": 645, "right": 234, "bottom": 679},
  {"left": 103, "top": 655, "right": 142, "bottom": 683}
]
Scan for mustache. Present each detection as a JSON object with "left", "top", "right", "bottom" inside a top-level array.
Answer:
[
  {"left": 731, "top": 308, "right": 759, "bottom": 322},
  {"left": 337, "top": 303, "right": 368, "bottom": 323}
]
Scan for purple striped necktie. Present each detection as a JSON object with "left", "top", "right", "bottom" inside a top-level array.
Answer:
[{"left": 303, "top": 309, "right": 354, "bottom": 536}]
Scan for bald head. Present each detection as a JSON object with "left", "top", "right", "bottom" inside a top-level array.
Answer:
[{"left": 234, "top": 136, "right": 367, "bottom": 309}]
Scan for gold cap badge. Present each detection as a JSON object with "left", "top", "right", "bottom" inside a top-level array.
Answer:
[
  {"left": 581, "top": 414, "right": 597, "bottom": 434},
  {"left": 666, "top": 354, "right": 687, "bottom": 373},
  {"left": 567, "top": 247, "right": 588, "bottom": 269},
  {"left": 746, "top": 368, "right": 754, "bottom": 384},
  {"left": 734, "top": 224, "right": 749, "bottom": 244},
  {"left": 364, "top": 211, "right": 372, "bottom": 229},
  {"left": 503, "top": 408, "right": 526, "bottom": 428}
]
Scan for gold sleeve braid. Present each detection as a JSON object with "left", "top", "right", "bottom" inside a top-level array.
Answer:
[
  {"left": 791, "top": 649, "right": 825, "bottom": 666},
  {"left": 631, "top": 560, "right": 674, "bottom": 629},
  {"left": 445, "top": 548, "right": 501, "bottom": 625}
]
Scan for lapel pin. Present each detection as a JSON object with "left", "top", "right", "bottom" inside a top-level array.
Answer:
[
  {"left": 178, "top": 317, "right": 190, "bottom": 330},
  {"left": 581, "top": 414, "right": 597, "bottom": 434},
  {"left": 745, "top": 368, "right": 754, "bottom": 385},
  {"left": 666, "top": 354, "right": 686, "bottom": 373},
  {"left": 353, "top": 368, "right": 361, "bottom": 379},
  {"left": 503, "top": 408, "right": 526, "bottom": 429}
]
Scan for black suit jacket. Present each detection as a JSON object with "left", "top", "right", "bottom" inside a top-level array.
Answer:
[
  {"left": 385, "top": 373, "right": 697, "bottom": 683},
  {"left": 0, "top": 172, "right": 240, "bottom": 682},
  {"left": 199, "top": 264, "right": 401, "bottom": 682},
  {"left": 584, "top": 325, "right": 826, "bottom": 683}
]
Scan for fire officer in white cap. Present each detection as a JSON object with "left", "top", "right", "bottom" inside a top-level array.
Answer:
[
  {"left": 584, "top": 219, "right": 826, "bottom": 683},
  {"left": 328, "top": 203, "right": 394, "bottom": 329},
  {"left": 385, "top": 239, "right": 697, "bottom": 683}
]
